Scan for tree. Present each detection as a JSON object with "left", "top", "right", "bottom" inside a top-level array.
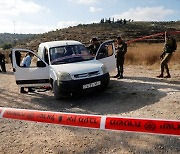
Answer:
[
  {"left": 123, "top": 19, "right": 127, "bottom": 25},
  {"left": 2, "top": 43, "right": 12, "bottom": 50},
  {"left": 100, "top": 18, "right": 105, "bottom": 23}
]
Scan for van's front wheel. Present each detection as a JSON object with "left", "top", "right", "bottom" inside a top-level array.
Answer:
[{"left": 53, "top": 80, "right": 61, "bottom": 100}]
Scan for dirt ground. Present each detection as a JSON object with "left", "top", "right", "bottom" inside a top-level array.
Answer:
[{"left": 0, "top": 64, "right": 180, "bottom": 154}]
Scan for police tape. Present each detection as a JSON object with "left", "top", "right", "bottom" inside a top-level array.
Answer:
[
  {"left": 0, "top": 107, "right": 179, "bottom": 136},
  {"left": 126, "top": 31, "right": 180, "bottom": 44}
]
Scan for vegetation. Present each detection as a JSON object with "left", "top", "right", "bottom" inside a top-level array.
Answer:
[
  {"left": 126, "top": 42, "right": 180, "bottom": 69},
  {"left": 100, "top": 18, "right": 131, "bottom": 25},
  {"left": 0, "top": 33, "right": 35, "bottom": 47},
  {"left": 1, "top": 43, "right": 12, "bottom": 50},
  {"left": 1, "top": 21, "right": 180, "bottom": 68}
]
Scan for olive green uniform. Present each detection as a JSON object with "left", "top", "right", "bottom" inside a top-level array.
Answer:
[
  {"left": 116, "top": 41, "right": 127, "bottom": 78},
  {"left": 159, "top": 38, "right": 175, "bottom": 77}
]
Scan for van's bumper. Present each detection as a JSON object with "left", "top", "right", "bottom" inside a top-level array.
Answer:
[{"left": 58, "top": 73, "right": 110, "bottom": 96}]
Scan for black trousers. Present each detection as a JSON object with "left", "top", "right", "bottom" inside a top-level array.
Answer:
[
  {"left": 0, "top": 62, "right": 6, "bottom": 72},
  {"left": 116, "top": 56, "right": 125, "bottom": 76}
]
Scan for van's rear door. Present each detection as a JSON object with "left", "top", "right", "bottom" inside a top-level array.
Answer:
[{"left": 12, "top": 49, "right": 50, "bottom": 87}]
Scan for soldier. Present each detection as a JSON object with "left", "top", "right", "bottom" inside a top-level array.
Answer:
[
  {"left": 113, "top": 36, "right": 127, "bottom": 79},
  {"left": 157, "top": 32, "right": 177, "bottom": 78}
]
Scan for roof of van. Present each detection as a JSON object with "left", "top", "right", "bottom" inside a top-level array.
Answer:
[{"left": 39, "top": 40, "right": 82, "bottom": 48}]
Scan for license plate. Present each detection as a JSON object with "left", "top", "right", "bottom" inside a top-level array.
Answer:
[{"left": 83, "top": 81, "right": 101, "bottom": 89}]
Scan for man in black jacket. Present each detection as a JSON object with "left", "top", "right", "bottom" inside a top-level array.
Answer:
[
  {"left": 0, "top": 52, "right": 6, "bottom": 72},
  {"left": 88, "top": 37, "right": 100, "bottom": 56}
]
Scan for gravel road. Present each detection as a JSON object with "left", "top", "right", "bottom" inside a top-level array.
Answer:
[{"left": 0, "top": 64, "right": 179, "bottom": 154}]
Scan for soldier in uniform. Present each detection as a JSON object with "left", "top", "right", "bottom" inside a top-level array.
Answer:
[
  {"left": 113, "top": 36, "right": 127, "bottom": 79},
  {"left": 157, "top": 32, "right": 177, "bottom": 78}
]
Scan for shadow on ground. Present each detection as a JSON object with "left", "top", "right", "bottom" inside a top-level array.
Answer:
[
  {"left": 1, "top": 75, "right": 180, "bottom": 154},
  {"left": 1, "top": 76, "right": 179, "bottom": 115}
]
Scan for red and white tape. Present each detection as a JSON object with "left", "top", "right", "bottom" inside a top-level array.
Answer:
[
  {"left": 0, "top": 107, "right": 179, "bottom": 136},
  {"left": 126, "top": 31, "right": 180, "bottom": 44}
]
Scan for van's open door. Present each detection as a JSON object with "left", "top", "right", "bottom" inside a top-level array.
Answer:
[
  {"left": 95, "top": 40, "right": 116, "bottom": 73},
  {"left": 12, "top": 49, "right": 50, "bottom": 88}
]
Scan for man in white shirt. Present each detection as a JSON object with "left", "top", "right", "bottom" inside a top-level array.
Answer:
[
  {"left": 20, "top": 52, "right": 34, "bottom": 93},
  {"left": 21, "top": 52, "right": 34, "bottom": 67}
]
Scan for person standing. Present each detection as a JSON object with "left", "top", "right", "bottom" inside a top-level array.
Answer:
[
  {"left": 88, "top": 37, "right": 100, "bottom": 56},
  {"left": 0, "top": 52, "right": 6, "bottom": 73},
  {"left": 9, "top": 50, "right": 21, "bottom": 67},
  {"left": 157, "top": 32, "right": 177, "bottom": 78},
  {"left": 20, "top": 52, "right": 34, "bottom": 93},
  {"left": 113, "top": 36, "right": 127, "bottom": 79}
]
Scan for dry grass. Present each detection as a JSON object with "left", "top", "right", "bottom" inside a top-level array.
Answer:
[
  {"left": 126, "top": 42, "right": 180, "bottom": 69},
  {"left": 2, "top": 42, "right": 180, "bottom": 70}
]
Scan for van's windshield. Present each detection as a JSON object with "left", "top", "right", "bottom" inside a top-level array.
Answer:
[{"left": 49, "top": 45, "right": 94, "bottom": 65}]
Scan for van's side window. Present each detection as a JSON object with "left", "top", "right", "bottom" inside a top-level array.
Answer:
[
  {"left": 15, "top": 50, "right": 44, "bottom": 68},
  {"left": 97, "top": 44, "right": 114, "bottom": 59}
]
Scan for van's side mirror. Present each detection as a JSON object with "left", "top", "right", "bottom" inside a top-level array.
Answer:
[{"left": 37, "top": 61, "right": 46, "bottom": 67}]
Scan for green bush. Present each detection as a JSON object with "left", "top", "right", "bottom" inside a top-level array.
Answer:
[{"left": 2, "top": 43, "right": 12, "bottom": 50}]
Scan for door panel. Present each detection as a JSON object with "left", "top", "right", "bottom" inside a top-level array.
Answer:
[
  {"left": 96, "top": 40, "right": 116, "bottom": 73},
  {"left": 12, "top": 49, "right": 50, "bottom": 87}
]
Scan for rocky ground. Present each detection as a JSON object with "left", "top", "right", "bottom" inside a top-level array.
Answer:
[{"left": 0, "top": 64, "right": 180, "bottom": 154}]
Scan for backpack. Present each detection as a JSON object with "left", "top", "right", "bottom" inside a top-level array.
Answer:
[{"left": 171, "top": 38, "right": 177, "bottom": 51}]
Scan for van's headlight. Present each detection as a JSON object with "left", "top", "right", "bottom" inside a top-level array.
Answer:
[
  {"left": 58, "top": 72, "right": 72, "bottom": 81},
  {"left": 101, "top": 65, "right": 108, "bottom": 74}
]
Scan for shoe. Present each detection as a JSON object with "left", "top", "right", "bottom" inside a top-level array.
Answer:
[
  {"left": 28, "top": 88, "right": 35, "bottom": 92},
  {"left": 157, "top": 74, "right": 163, "bottom": 78},
  {"left": 20, "top": 90, "right": 28, "bottom": 93},
  {"left": 117, "top": 75, "right": 123, "bottom": 79},
  {"left": 164, "top": 74, "right": 171, "bottom": 78},
  {"left": 113, "top": 74, "right": 120, "bottom": 78}
]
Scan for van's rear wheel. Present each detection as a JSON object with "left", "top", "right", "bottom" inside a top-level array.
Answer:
[{"left": 53, "top": 80, "right": 61, "bottom": 100}]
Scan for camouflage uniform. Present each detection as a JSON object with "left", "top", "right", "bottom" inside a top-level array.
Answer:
[{"left": 157, "top": 37, "right": 176, "bottom": 78}]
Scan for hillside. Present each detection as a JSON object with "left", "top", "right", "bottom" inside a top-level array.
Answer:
[
  {"left": 1, "top": 21, "right": 180, "bottom": 51},
  {"left": 12, "top": 21, "right": 180, "bottom": 51},
  {"left": 0, "top": 33, "right": 35, "bottom": 48},
  {"left": 1, "top": 21, "right": 180, "bottom": 66}
]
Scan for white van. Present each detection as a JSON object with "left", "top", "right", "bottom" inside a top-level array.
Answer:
[{"left": 12, "top": 40, "right": 116, "bottom": 99}]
